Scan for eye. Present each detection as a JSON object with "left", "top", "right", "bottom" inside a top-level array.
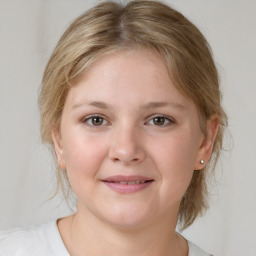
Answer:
[
  {"left": 83, "top": 115, "right": 108, "bottom": 126},
  {"left": 147, "top": 115, "right": 174, "bottom": 126}
]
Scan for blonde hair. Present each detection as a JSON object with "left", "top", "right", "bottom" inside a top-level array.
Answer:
[{"left": 39, "top": 0, "right": 227, "bottom": 230}]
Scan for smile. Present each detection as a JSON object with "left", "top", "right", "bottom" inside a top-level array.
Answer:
[
  {"left": 106, "top": 180, "right": 148, "bottom": 185},
  {"left": 102, "top": 175, "right": 154, "bottom": 193}
]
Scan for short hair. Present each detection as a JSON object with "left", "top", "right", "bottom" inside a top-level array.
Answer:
[{"left": 39, "top": 0, "right": 227, "bottom": 230}]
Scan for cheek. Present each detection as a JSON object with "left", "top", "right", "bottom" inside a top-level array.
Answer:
[
  {"left": 153, "top": 132, "right": 199, "bottom": 173},
  {"left": 61, "top": 131, "right": 108, "bottom": 189},
  {"left": 150, "top": 132, "right": 199, "bottom": 198}
]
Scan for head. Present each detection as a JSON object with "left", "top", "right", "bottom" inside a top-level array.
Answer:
[{"left": 39, "top": 0, "right": 227, "bottom": 230}]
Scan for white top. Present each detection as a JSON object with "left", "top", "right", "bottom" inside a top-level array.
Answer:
[{"left": 0, "top": 220, "right": 212, "bottom": 256}]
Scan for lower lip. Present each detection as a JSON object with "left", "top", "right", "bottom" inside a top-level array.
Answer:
[{"left": 103, "top": 181, "right": 153, "bottom": 194}]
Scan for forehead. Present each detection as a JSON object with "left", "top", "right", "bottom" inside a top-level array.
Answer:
[
  {"left": 79, "top": 48, "right": 169, "bottom": 85},
  {"left": 66, "top": 48, "right": 194, "bottom": 109}
]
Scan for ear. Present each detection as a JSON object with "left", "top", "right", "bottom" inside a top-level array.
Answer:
[
  {"left": 52, "top": 129, "right": 66, "bottom": 169},
  {"left": 194, "top": 114, "right": 219, "bottom": 170}
]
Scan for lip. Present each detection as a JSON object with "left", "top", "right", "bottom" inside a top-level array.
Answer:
[{"left": 102, "top": 175, "right": 154, "bottom": 194}]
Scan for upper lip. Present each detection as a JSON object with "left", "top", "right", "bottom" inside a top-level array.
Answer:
[{"left": 102, "top": 175, "right": 154, "bottom": 182}]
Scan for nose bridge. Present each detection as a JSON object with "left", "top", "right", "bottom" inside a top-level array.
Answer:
[{"left": 109, "top": 122, "right": 145, "bottom": 164}]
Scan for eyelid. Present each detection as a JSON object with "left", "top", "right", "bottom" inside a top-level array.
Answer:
[
  {"left": 82, "top": 114, "right": 110, "bottom": 126},
  {"left": 81, "top": 113, "right": 175, "bottom": 127},
  {"left": 145, "top": 114, "right": 176, "bottom": 126}
]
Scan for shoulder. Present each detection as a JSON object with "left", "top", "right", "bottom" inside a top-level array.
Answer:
[
  {"left": 188, "top": 240, "right": 213, "bottom": 256},
  {"left": 0, "top": 220, "right": 69, "bottom": 256}
]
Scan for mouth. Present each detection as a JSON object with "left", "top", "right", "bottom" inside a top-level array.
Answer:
[
  {"left": 102, "top": 175, "right": 154, "bottom": 193},
  {"left": 106, "top": 180, "right": 150, "bottom": 185}
]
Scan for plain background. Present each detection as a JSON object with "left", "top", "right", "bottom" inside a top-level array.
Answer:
[{"left": 0, "top": 0, "right": 255, "bottom": 255}]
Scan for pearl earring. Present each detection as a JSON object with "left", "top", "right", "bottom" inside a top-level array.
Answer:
[{"left": 200, "top": 160, "right": 204, "bottom": 164}]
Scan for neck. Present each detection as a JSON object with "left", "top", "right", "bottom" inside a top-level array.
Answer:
[{"left": 58, "top": 208, "right": 188, "bottom": 256}]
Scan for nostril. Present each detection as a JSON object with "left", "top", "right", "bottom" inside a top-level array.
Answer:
[
  {"left": 112, "top": 157, "right": 139, "bottom": 163},
  {"left": 112, "top": 157, "right": 120, "bottom": 162},
  {"left": 108, "top": 138, "right": 146, "bottom": 164}
]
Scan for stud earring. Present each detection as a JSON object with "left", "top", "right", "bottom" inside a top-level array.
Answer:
[{"left": 200, "top": 160, "right": 204, "bottom": 164}]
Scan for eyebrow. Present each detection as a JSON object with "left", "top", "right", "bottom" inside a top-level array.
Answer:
[
  {"left": 72, "top": 101, "right": 185, "bottom": 110},
  {"left": 142, "top": 101, "right": 185, "bottom": 110},
  {"left": 72, "top": 101, "right": 110, "bottom": 110}
]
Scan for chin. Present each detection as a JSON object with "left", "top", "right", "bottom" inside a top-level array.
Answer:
[{"left": 98, "top": 204, "right": 157, "bottom": 231}]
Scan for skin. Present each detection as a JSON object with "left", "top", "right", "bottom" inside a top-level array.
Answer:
[{"left": 52, "top": 49, "right": 218, "bottom": 256}]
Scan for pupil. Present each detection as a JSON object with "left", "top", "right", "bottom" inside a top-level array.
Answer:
[
  {"left": 154, "top": 117, "right": 165, "bottom": 125},
  {"left": 92, "top": 117, "right": 103, "bottom": 126}
]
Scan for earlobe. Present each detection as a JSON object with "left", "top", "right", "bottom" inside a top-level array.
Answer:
[
  {"left": 194, "top": 115, "right": 219, "bottom": 170},
  {"left": 52, "top": 129, "right": 66, "bottom": 169}
]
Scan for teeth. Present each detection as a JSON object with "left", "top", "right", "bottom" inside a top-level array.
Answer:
[{"left": 115, "top": 181, "right": 147, "bottom": 185}]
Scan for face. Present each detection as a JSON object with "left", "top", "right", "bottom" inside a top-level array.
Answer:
[{"left": 53, "top": 49, "right": 215, "bottom": 230}]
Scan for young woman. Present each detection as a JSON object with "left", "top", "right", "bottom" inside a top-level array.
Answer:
[{"left": 0, "top": 1, "right": 227, "bottom": 255}]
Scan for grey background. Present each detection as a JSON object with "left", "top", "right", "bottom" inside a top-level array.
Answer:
[{"left": 0, "top": 0, "right": 256, "bottom": 255}]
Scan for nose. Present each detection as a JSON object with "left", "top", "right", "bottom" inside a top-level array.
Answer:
[{"left": 108, "top": 125, "right": 146, "bottom": 165}]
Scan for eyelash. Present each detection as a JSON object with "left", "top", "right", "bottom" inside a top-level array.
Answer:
[
  {"left": 82, "top": 114, "right": 109, "bottom": 127},
  {"left": 81, "top": 114, "right": 175, "bottom": 127},
  {"left": 146, "top": 115, "right": 175, "bottom": 127}
]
